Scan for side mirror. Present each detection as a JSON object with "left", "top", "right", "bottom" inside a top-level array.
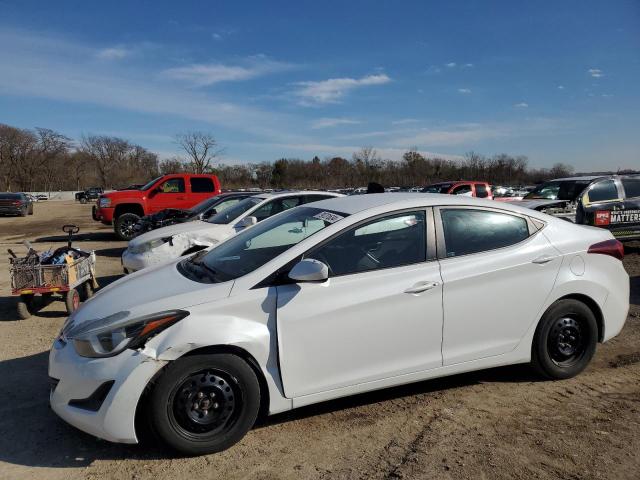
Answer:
[
  {"left": 288, "top": 259, "right": 329, "bottom": 283},
  {"left": 237, "top": 216, "right": 257, "bottom": 229}
]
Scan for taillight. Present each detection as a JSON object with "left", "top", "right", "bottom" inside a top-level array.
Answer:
[{"left": 587, "top": 239, "right": 624, "bottom": 261}]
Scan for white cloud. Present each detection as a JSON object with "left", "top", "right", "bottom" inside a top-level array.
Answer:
[
  {"left": 445, "top": 62, "right": 457, "bottom": 68},
  {"left": 514, "top": 102, "right": 529, "bottom": 108},
  {"left": 311, "top": 117, "right": 360, "bottom": 129},
  {"left": 96, "top": 47, "right": 131, "bottom": 60},
  {"left": 464, "top": 63, "right": 474, "bottom": 68},
  {"left": 588, "top": 68, "right": 604, "bottom": 78},
  {"left": 557, "top": 85, "right": 565, "bottom": 90},
  {"left": 391, "top": 118, "right": 420, "bottom": 125},
  {"left": 293, "top": 73, "right": 391, "bottom": 105},
  {"left": 163, "top": 56, "right": 291, "bottom": 87},
  {"left": 458, "top": 88, "right": 471, "bottom": 94}
]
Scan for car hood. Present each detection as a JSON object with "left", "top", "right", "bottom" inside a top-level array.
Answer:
[
  {"left": 130, "top": 220, "right": 233, "bottom": 247},
  {"left": 66, "top": 259, "right": 233, "bottom": 330}
]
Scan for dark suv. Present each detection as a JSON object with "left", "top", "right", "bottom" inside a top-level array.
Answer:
[
  {"left": 75, "top": 187, "right": 104, "bottom": 204},
  {"left": 576, "top": 175, "right": 640, "bottom": 241}
]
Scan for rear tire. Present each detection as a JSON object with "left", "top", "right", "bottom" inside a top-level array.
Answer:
[
  {"left": 20, "top": 207, "right": 27, "bottom": 217},
  {"left": 16, "top": 295, "right": 34, "bottom": 319},
  {"left": 114, "top": 213, "right": 141, "bottom": 241},
  {"left": 65, "top": 289, "right": 80, "bottom": 314},
  {"left": 144, "top": 354, "right": 260, "bottom": 455},
  {"left": 531, "top": 299, "right": 598, "bottom": 379}
]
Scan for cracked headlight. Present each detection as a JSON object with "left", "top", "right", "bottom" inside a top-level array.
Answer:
[
  {"left": 68, "top": 310, "right": 189, "bottom": 358},
  {"left": 129, "top": 236, "right": 173, "bottom": 254}
]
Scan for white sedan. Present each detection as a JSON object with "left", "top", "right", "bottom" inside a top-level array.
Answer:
[
  {"left": 121, "top": 191, "right": 341, "bottom": 273},
  {"left": 50, "top": 194, "right": 629, "bottom": 455}
]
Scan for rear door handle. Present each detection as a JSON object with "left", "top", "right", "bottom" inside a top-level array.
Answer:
[
  {"left": 532, "top": 255, "right": 557, "bottom": 264},
  {"left": 404, "top": 281, "right": 440, "bottom": 294}
]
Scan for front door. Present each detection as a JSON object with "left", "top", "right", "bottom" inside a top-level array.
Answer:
[{"left": 276, "top": 210, "right": 444, "bottom": 398}]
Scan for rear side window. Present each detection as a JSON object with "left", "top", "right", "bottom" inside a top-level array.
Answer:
[
  {"left": 622, "top": 178, "right": 640, "bottom": 199},
  {"left": 475, "top": 184, "right": 489, "bottom": 198},
  {"left": 441, "top": 209, "right": 530, "bottom": 258},
  {"left": 587, "top": 180, "right": 619, "bottom": 203},
  {"left": 190, "top": 177, "right": 215, "bottom": 193}
]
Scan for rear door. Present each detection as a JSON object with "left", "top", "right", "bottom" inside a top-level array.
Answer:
[
  {"left": 189, "top": 176, "right": 218, "bottom": 206},
  {"left": 436, "top": 207, "right": 562, "bottom": 365},
  {"left": 579, "top": 178, "right": 629, "bottom": 238}
]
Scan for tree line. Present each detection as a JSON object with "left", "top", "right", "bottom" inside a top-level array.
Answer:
[{"left": 1, "top": 122, "right": 623, "bottom": 193}]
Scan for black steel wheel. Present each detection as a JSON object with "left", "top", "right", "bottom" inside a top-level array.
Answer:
[
  {"left": 532, "top": 299, "right": 597, "bottom": 379},
  {"left": 144, "top": 354, "right": 260, "bottom": 455}
]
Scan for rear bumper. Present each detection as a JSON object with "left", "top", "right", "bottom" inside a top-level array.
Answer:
[{"left": 0, "top": 206, "right": 23, "bottom": 215}]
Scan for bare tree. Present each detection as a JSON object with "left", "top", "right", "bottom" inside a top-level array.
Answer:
[
  {"left": 175, "top": 132, "right": 222, "bottom": 174},
  {"left": 80, "top": 135, "right": 131, "bottom": 187}
]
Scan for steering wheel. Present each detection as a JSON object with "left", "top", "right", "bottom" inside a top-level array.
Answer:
[{"left": 62, "top": 224, "right": 80, "bottom": 234}]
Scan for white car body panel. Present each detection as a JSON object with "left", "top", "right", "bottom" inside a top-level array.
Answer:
[
  {"left": 49, "top": 193, "right": 630, "bottom": 444},
  {"left": 122, "top": 192, "right": 341, "bottom": 272}
]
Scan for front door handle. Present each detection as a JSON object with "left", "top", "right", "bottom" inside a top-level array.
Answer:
[
  {"left": 532, "top": 255, "right": 557, "bottom": 264},
  {"left": 404, "top": 281, "right": 440, "bottom": 294}
]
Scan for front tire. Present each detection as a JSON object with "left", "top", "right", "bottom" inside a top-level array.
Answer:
[
  {"left": 145, "top": 354, "right": 260, "bottom": 455},
  {"left": 80, "top": 197, "right": 88, "bottom": 204},
  {"left": 532, "top": 299, "right": 598, "bottom": 379},
  {"left": 114, "top": 213, "right": 141, "bottom": 241}
]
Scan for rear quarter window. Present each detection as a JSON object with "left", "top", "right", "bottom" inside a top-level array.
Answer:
[{"left": 441, "top": 209, "right": 530, "bottom": 258}]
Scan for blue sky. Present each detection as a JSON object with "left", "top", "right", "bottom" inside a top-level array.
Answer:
[{"left": 0, "top": 0, "right": 638, "bottom": 170}]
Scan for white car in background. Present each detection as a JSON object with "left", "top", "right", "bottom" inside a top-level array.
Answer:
[
  {"left": 121, "top": 191, "right": 342, "bottom": 273},
  {"left": 50, "top": 194, "right": 628, "bottom": 455}
]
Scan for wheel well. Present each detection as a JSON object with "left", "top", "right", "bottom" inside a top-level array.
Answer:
[
  {"left": 181, "top": 245, "right": 207, "bottom": 256},
  {"left": 555, "top": 294, "right": 605, "bottom": 342},
  {"left": 135, "top": 344, "right": 271, "bottom": 440},
  {"left": 114, "top": 203, "right": 144, "bottom": 219}
]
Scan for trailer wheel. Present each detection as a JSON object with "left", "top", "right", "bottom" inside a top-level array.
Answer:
[
  {"left": 17, "top": 294, "right": 34, "bottom": 319},
  {"left": 81, "top": 282, "right": 94, "bottom": 301},
  {"left": 65, "top": 289, "right": 81, "bottom": 314}
]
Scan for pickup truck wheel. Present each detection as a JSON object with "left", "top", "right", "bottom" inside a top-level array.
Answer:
[
  {"left": 531, "top": 299, "right": 597, "bottom": 379},
  {"left": 114, "top": 213, "right": 141, "bottom": 241},
  {"left": 145, "top": 354, "right": 260, "bottom": 455},
  {"left": 80, "top": 197, "right": 88, "bottom": 204}
]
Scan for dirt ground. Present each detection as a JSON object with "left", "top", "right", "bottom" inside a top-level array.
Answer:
[{"left": 0, "top": 200, "right": 638, "bottom": 480}]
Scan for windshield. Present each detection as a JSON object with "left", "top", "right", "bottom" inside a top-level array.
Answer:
[
  {"left": 422, "top": 183, "right": 452, "bottom": 194},
  {"left": 524, "top": 180, "right": 592, "bottom": 201},
  {"left": 207, "top": 197, "right": 262, "bottom": 224},
  {"left": 140, "top": 176, "right": 162, "bottom": 191},
  {"left": 0, "top": 193, "right": 20, "bottom": 199},
  {"left": 184, "top": 206, "right": 348, "bottom": 283}
]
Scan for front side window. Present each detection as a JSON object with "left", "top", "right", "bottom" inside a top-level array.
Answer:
[
  {"left": 306, "top": 211, "right": 426, "bottom": 277},
  {"left": 208, "top": 197, "right": 262, "bottom": 224},
  {"left": 190, "top": 177, "right": 215, "bottom": 193},
  {"left": 422, "top": 183, "right": 452, "bottom": 194},
  {"left": 587, "top": 180, "right": 619, "bottom": 203},
  {"left": 525, "top": 180, "right": 591, "bottom": 201},
  {"left": 622, "top": 178, "right": 640, "bottom": 199},
  {"left": 159, "top": 178, "right": 185, "bottom": 193},
  {"left": 452, "top": 184, "right": 472, "bottom": 196},
  {"left": 441, "top": 209, "right": 530, "bottom": 258},
  {"left": 251, "top": 197, "right": 302, "bottom": 221},
  {"left": 191, "top": 207, "right": 347, "bottom": 282}
]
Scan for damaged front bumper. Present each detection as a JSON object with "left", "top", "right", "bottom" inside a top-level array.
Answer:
[{"left": 48, "top": 338, "right": 167, "bottom": 444}]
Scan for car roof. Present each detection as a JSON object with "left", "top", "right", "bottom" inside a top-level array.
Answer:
[
  {"left": 307, "top": 192, "right": 539, "bottom": 216},
  {"left": 249, "top": 190, "right": 342, "bottom": 200},
  {"left": 546, "top": 175, "right": 605, "bottom": 182}
]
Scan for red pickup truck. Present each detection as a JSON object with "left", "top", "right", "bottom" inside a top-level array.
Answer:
[
  {"left": 93, "top": 174, "right": 221, "bottom": 240},
  {"left": 421, "top": 181, "right": 493, "bottom": 200}
]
